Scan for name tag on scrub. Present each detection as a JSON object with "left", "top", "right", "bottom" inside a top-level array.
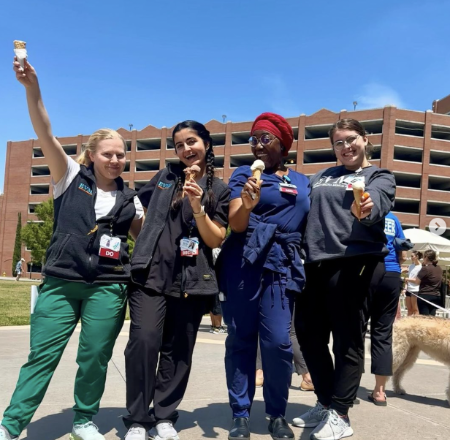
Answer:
[
  {"left": 279, "top": 183, "right": 298, "bottom": 195},
  {"left": 99, "top": 235, "right": 121, "bottom": 259}
]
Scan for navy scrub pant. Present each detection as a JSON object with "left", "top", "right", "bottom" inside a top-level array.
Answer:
[{"left": 222, "top": 270, "right": 294, "bottom": 419}]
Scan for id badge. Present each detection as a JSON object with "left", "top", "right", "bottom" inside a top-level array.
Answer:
[
  {"left": 345, "top": 175, "right": 365, "bottom": 191},
  {"left": 279, "top": 182, "right": 298, "bottom": 195},
  {"left": 99, "top": 234, "right": 121, "bottom": 259},
  {"left": 180, "top": 237, "right": 199, "bottom": 257}
]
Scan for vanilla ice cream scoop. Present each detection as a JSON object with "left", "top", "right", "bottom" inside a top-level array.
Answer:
[
  {"left": 14, "top": 40, "right": 27, "bottom": 70},
  {"left": 250, "top": 159, "right": 265, "bottom": 182}
]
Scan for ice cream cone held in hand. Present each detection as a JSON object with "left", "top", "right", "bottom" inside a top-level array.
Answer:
[
  {"left": 13, "top": 40, "right": 27, "bottom": 69},
  {"left": 352, "top": 181, "right": 370, "bottom": 220},
  {"left": 251, "top": 159, "right": 265, "bottom": 183},
  {"left": 183, "top": 164, "right": 201, "bottom": 197}
]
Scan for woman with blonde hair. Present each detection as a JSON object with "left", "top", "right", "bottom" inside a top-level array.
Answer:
[{"left": 0, "top": 58, "right": 144, "bottom": 440}]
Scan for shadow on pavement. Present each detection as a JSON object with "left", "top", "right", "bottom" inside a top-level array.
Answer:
[
  {"left": 24, "top": 401, "right": 315, "bottom": 440},
  {"left": 24, "top": 407, "right": 128, "bottom": 440},
  {"left": 358, "top": 385, "right": 450, "bottom": 408},
  {"left": 177, "top": 400, "right": 312, "bottom": 439}
]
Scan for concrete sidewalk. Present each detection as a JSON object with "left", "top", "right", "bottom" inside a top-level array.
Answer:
[{"left": 1, "top": 317, "right": 449, "bottom": 440}]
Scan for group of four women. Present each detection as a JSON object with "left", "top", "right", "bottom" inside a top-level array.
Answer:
[{"left": 0, "top": 57, "right": 396, "bottom": 440}]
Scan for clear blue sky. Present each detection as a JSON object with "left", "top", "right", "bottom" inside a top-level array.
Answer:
[{"left": 1, "top": 0, "right": 449, "bottom": 192}]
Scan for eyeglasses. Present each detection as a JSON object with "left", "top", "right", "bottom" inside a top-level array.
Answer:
[
  {"left": 249, "top": 134, "right": 276, "bottom": 147},
  {"left": 332, "top": 135, "right": 361, "bottom": 150}
]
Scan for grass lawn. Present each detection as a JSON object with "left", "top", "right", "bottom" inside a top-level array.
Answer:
[
  {"left": 0, "top": 281, "right": 39, "bottom": 326},
  {"left": 0, "top": 280, "right": 131, "bottom": 326}
]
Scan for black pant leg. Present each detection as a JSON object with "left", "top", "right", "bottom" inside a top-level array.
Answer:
[
  {"left": 370, "top": 271, "right": 401, "bottom": 375},
  {"left": 329, "top": 257, "right": 385, "bottom": 415},
  {"left": 290, "top": 309, "right": 308, "bottom": 375},
  {"left": 295, "top": 263, "right": 333, "bottom": 407},
  {"left": 418, "top": 294, "right": 440, "bottom": 316},
  {"left": 123, "top": 286, "right": 166, "bottom": 430},
  {"left": 152, "top": 295, "right": 206, "bottom": 424}
]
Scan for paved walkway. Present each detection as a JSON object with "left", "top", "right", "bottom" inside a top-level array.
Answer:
[{"left": 1, "top": 318, "right": 449, "bottom": 440}]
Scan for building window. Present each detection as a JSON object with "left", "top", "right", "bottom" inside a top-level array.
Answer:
[
  {"left": 211, "top": 133, "right": 226, "bottom": 147},
  {"left": 360, "top": 120, "right": 383, "bottom": 135},
  {"left": 137, "top": 138, "right": 161, "bottom": 151},
  {"left": 428, "top": 176, "right": 450, "bottom": 191},
  {"left": 28, "top": 203, "right": 40, "bottom": 214},
  {"left": 32, "top": 147, "right": 44, "bottom": 158},
  {"left": 215, "top": 156, "right": 225, "bottom": 168},
  {"left": 303, "top": 149, "right": 335, "bottom": 164},
  {"left": 31, "top": 166, "right": 50, "bottom": 176},
  {"left": 393, "top": 199, "right": 420, "bottom": 214},
  {"left": 62, "top": 144, "right": 77, "bottom": 155},
  {"left": 430, "top": 150, "right": 450, "bottom": 166},
  {"left": 135, "top": 159, "right": 160, "bottom": 172},
  {"left": 395, "top": 120, "right": 425, "bottom": 137},
  {"left": 427, "top": 201, "right": 450, "bottom": 217},
  {"left": 231, "top": 132, "right": 251, "bottom": 146},
  {"left": 369, "top": 145, "right": 381, "bottom": 160},
  {"left": 393, "top": 146, "right": 423, "bottom": 163},
  {"left": 166, "top": 138, "right": 175, "bottom": 149},
  {"left": 304, "top": 124, "right": 333, "bottom": 140},
  {"left": 27, "top": 263, "right": 42, "bottom": 273},
  {"left": 431, "top": 125, "right": 450, "bottom": 142},
  {"left": 30, "top": 184, "right": 50, "bottom": 195},
  {"left": 393, "top": 172, "right": 421, "bottom": 189},
  {"left": 230, "top": 154, "right": 254, "bottom": 167}
]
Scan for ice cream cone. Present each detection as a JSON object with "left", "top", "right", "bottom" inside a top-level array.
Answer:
[
  {"left": 13, "top": 40, "right": 27, "bottom": 69},
  {"left": 250, "top": 159, "right": 265, "bottom": 183},
  {"left": 352, "top": 181, "right": 365, "bottom": 220}
]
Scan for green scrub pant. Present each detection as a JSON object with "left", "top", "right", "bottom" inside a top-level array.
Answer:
[{"left": 1, "top": 276, "right": 127, "bottom": 438}]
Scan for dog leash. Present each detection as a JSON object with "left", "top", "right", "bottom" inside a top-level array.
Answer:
[{"left": 410, "top": 292, "right": 450, "bottom": 313}]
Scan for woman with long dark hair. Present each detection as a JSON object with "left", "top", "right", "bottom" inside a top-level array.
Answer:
[
  {"left": 123, "top": 121, "right": 230, "bottom": 440},
  {"left": 293, "top": 119, "right": 395, "bottom": 440}
]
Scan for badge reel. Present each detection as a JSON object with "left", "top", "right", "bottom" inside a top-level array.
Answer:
[
  {"left": 99, "top": 221, "right": 121, "bottom": 259},
  {"left": 279, "top": 175, "right": 298, "bottom": 196}
]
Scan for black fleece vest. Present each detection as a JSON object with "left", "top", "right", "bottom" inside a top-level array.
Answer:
[{"left": 43, "top": 165, "right": 137, "bottom": 283}]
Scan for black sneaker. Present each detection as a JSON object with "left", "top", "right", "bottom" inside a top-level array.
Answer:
[
  {"left": 228, "top": 417, "right": 250, "bottom": 440},
  {"left": 268, "top": 417, "right": 294, "bottom": 440}
]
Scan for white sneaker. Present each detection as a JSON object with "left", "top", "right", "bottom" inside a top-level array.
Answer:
[
  {"left": 125, "top": 424, "right": 148, "bottom": 440},
  {"left": 293, "top": 401, "right": 328, "bottom": 428},
  {"left": 70, "top": 422, "right": 105, "bottom": 440},
  {"left": 310, "top": 409, "right": 353, "bottom": 440},
  {"left": 149, "top": 422, "right": 179, "bottom": 440},
  {"left": 0, "top": 426, "right": 18, "bottom": 440}
]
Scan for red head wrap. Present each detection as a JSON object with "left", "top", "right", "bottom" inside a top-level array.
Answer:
[{"left": 251, "top": 112, "right": 294, "bottom": 157}]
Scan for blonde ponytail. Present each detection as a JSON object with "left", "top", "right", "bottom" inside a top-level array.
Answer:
[{"left": 76, "top": 128, "right": 126, "bottom": 166}]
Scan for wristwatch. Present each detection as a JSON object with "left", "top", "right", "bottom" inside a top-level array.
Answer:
[{"left": 193, "top": 205, "right": 206, "bottom": 218}]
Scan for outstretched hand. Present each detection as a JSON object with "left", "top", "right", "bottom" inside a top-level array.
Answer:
[
  {"left": 13, "top": 57, "right": 38, "bottom": 88},
  {"left": 351, "top": 192, "right": 373, "bottom": 220}
]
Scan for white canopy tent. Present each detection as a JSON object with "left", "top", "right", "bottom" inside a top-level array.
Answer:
[{"left": 403, "top": 228, "right": 450, "bottom": 266}]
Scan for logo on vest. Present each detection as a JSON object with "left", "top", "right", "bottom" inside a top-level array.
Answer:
[
  {"left": 157, "top": 181, "right": 173, "bottom": 190},
  {"left": 78, "top": 183, "right": 93, "bottom": 196}
]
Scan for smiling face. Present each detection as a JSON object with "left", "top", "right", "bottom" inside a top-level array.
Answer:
[
  {"left": 174, "top": 128, "right": 207, "bottom": 168},
  {"left": 250, "top": 130, "right": 283, "bottom": 170},
  {"left": 332, "top": 129, "right": 369, "bottom": 171},
  {"left": 88, "top": 137, "right": 126, "bottom": 181}
]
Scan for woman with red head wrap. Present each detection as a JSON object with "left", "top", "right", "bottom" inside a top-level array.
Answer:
[{"left": 216, "top": 112, "right": 311, "bottom": 440}]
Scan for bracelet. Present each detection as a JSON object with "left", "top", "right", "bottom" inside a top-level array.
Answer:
[{"left": 193, "top": 205, "right": 206, "bottom": 218}]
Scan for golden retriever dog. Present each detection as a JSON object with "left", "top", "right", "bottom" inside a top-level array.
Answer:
[{"left": 392, "top": 316, "right": 450, "bottom": 403}]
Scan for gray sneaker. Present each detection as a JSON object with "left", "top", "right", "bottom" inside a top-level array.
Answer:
[
  {"left": 310, "top": 409, "right": 353, "bottom": 440},
  {"left": 0, "top": 426, "right": 18, "bottom": 440},
  {"left": 292, "top": 401, "right": 327, "bottom": 428}
]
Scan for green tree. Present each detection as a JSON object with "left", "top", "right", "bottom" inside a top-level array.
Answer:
[
  {"left": 22, "top": 199, "right": 54, "bottom": 265},
  {"left": 12, "top": 212, "right": 22, "bottom": 275}
]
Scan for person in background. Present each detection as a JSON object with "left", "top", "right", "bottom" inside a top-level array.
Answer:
[
  {"left": 404, "top": 251, "right": 422, "bottom": 315},
  {"left": 15, "top": 258, "right": 26, "bottom": 281},
  {"left": 123, "top": 120, "right": 230, "bottom": 440},
  {"left": 218, "top": 112, "right": 310, "bottom": 440},
  {"left": 1, "top": 57, "right": 144, "bottom": 440},
  {"left": 210, "top": 247, "right": 227, "bottom": 334},
  {"left": 368, "top": 212, "right": 407, "bottom": 406},
  {"left": 293, "top": 118, "right": 395, "bottom": 440},
  {"left": 405, "top": 249, "right": 442, "bottom": 316}
]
